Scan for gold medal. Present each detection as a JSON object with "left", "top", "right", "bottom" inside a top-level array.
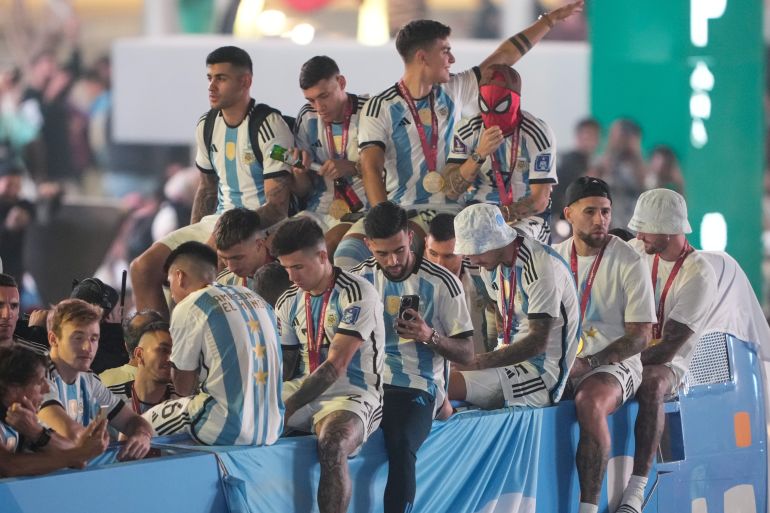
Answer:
[
  {"left": 650, "top": 338, "right": 662, "bottom": 347},
  {"left": 328, "top": 199, "right": 351, "bottom": 220},
  {"left": 418, "top": 108, "right": 433, "bottom": 125},
  {"left": 386, "top": 296, "right": 401, "bottom": 316},
  {"left": 423, "top": 171, "right": 445, "bottom": 193},
  {"left": 577, "top": 337, "right": 585, "bottom": 356}
]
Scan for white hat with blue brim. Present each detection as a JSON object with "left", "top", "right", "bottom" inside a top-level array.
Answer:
[{"left": 454, "top": 203, "right": 518, "bottom": 255}]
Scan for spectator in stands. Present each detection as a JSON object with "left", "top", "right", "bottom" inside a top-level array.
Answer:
[
  {"left": 0, "top": 344, "right": 109, "bottom": 477},
  {"left": 552, "top": 117, "right": 600, "bottom": 224},
  {"left": 646, "top": 145, "right": 685, "bottom": 194},
  {"left": 273, "top": 217, "right": 385, "bottom": 513},
  {"left": 448, "top": 203, "right": 580, "bottom": 409},
  {"left": 349, "top": 201, "right": 474, "bottom": 513},
  {"left": 590, "top": 118, "right": 647, "bottom": 230},
  {"left": 617, "top": 189, "right": 717, "bottom": 512},
  {"left": 214, "top": 207, "right": 272, "bottom": 288},
  {"left": 253, "top": 262, "right": 291, "bottom": 308},
  {"left": 0, "top": 273, "right": 45, "bottom": 353},
  {"left": 552, "top": 177, "right": 656, "bottom": 513},
  {"left": 106, "top": 318, "right": 177, "bottom": 414},
  {"left": 423, "top": 213, "right": 497, "bottom": 355},
  {"left": 141, "top": 242, "right": 283, "bottom": 445},
  {"left": 99, "top": 309, "right": 165, "bottom": 387},
  {"left": 0, "top": 164, "right": 35, "bottom": 287},
  {"left": 37, "top": 299, "right": 152, "bottom": 461}
]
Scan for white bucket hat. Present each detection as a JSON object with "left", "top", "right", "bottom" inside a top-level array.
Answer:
[
  {"left": 454, "top": 203, "right": 518, "bottom": 255},
  {"left": 628, "top": 188, "right": 692, "bottom": 235}
]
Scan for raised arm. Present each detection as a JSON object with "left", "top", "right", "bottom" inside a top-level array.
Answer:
[{"left": 478, "top": 0, "right": 584, "bottom": 72}]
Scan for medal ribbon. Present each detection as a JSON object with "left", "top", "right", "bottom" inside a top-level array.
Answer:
[
  {"left": 489, "top": 125, "right": 521, "bottom": 206},
  {"left": 323, "top": 95, "right": 353, "bottom": 160},
  {"left": 304, "top": 272, "right": 335, "bottom": 373},
  {"left": 499, "top": 236, "right": 523, "bottom": 345},
  {"left": 397, "top": 80, "right": 438, "bottom": 173},
  {"left": 651, "top": 242, "right": 693, "bottom": 339},
  {"left": 570, "top": 238, "right": 610, "bottom": 322}
]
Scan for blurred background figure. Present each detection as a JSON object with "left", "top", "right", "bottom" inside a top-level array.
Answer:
[{"left": 646, "top": 144, "right": 685, "bottom": 194}]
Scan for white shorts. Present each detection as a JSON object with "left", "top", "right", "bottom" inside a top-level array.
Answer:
[
  {"left": 571, "top": 357, "right": 642, "bottom": 404},
  {"left": 159, "top": 214, "right": 220, "bottom": 250},
  {"left": 293, "top": 210, "right": 348, "bottom": 233},
  {"left": 462, "top": 361, "right": 551, "bottom": 409},
  {"left": 283, "top": 378, "right": 383, "bottom": 445}
]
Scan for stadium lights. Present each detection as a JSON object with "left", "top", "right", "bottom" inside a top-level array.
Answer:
[
  {"left": 233, "top": 0, "right": 265, "bottom": 37},
  {"left": 357, "top": 0, "right": 389, "bottom": 46},
  {"left": 700, "top": 212, "right": 728, "bottom": 251}
]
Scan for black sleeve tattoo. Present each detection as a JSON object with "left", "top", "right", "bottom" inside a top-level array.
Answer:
[
  {"left": 284, "top": 360, "right": 339, "bottom": 413},
  {"left": 641, "top": 319, "right": 694, "bottom": 366},
  {"left": 255, "top": 175, "right": 291, "bottom": 229},
  {"left": 476, "top": 316, "right": 551, "bottom": 369},
  {"left": 191, "top": 173, "right": 219, "bottom": 223}
]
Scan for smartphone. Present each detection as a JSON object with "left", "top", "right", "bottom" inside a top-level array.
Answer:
[
  {"left": 399, "top": 295, "right": 420, "bottom": 321},
  {"left": 95, "top": 405, "right": 110, "bottom": 423}
]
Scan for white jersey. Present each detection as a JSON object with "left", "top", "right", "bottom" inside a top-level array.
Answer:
[
  {"left": 41, "top": 365, "right": 124, "bottom": 426},
  {"left": 448, "top": 111, "right": 557, "bottom": 208},
  {"left": 275, "top": 268, "right": 385, "bottom": 396},
  {"left": 480, "top": 236, "right": 580, "bottom": 402},
  {"left": 553, "top": 236, "right": 656, "bottom": 358},
  {"left": 294, "top": 94, "right": 369, "bottom": 216},
  {"left": 358, "top": 68, "right": 480, "bottom": 207},
  {"left": 629, "top": 239, "right": 717, "bottom": 379},
  {"left": 106, "top": 379, "right": 179, "bottom": 414},
  {"left": 170, "top": 284, "right": 283, "bottom": 445},
  {"left": 195, "top": 100, "right": 293, "bottom": 213},
  {"left": 350, "top": 256, "right": 474, "bottom": 395},
  {"left": 99, "top": 364, "right": 137, "bottom": 388}
]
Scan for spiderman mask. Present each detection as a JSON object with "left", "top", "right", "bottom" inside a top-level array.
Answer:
[{"left": 478, "top": 65, "right": 522, "bottom": 137}]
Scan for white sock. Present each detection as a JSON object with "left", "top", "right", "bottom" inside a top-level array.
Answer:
[
  {"left": 579, "top": 502, "right": 599, "bottom": 513},
  {"left": 617, "top": 474, "right": 648, "bottom": 512}
]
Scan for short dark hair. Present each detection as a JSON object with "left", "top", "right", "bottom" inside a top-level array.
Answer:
[
  {"left": 164, "top": 241, "right": 218, "bottom": 275},
  {"left": 253, "top": 262, "right": 292, "bottom": 307},
  {"left": 206, "top": 46, "right": 252, "bottom": 74},
  {"left": 299, "top": 56, "right": 340, "bottom": 90},
  {"left": 0, "top": 345, "right": 49, "bottom": 399},
  {"left": 427, "top": 213, "right": 456, "bottom": 242},
  {"left": 576, "top": 117, "right": 600, "bottom": 133},
  {"left": 270, "top": 218, "right": 325, "bottom": 257},
  {"left": 364, "top": 201, "right": 408, "bottom": 239},
  {"left": 0, "top": 273, "right": 17, "bottom": 289},
  {"left": 123, "top": 309, "right": 166, "bottom": 354},
  {"left": 395, "top": 20, "right": 451, "bottom": 62},
  {"left": 215, "top": 208, "right": 262, "bottom": 250},
  {"left": 70, "top": 278, "right": 119, "bottom": 314}
]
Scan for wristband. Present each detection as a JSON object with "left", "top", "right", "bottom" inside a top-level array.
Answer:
[
  {"left": 538, "top": 12, "right": 555, "bottom": 28},
  {"left": 30, "top": 427, "right": 53, "bottom": 451}
]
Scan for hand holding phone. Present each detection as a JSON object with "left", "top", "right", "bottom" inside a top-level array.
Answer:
[{"left": 399, "top": 295, "right": 420, "bottom": 321}]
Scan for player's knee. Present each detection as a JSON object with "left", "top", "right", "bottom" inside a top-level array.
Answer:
[
  {"left": 574, "top": 390, "right": 609, "bottom": 422},
  {"left": 638, "top": 369, "right": 671, "bottom": 403},
  {"left": 447, "top": 371, "right": 467, "bottom": 401}
]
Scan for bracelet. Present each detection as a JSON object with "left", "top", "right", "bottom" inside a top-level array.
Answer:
[
  {"left": 30, "top": 427, "right": 53, "bottom": 451},
  {"left": 538, "top": 12, "right": 555, "bottom": 28}
]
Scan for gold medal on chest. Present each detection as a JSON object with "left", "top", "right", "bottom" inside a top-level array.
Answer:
[{"left": 423, "top": 171, "right": 445, "bottom": 193}]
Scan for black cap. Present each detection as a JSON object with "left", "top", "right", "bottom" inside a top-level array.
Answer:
[
  {"left": 70, "top": 278, "right": 119, "bottom": 313},
  {"left": 564, "top": 176, "right": 612, "bottom": 207}
]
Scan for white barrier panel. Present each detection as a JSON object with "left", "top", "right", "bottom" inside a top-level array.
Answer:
[{"left": 112, "top": 36, "right": 589, "bottom": 148}]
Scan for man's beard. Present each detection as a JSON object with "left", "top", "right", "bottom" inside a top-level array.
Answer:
[{"left": 576, "top": 229, "right": 608, "bottom": 249}]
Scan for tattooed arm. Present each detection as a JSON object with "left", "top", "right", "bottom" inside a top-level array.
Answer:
[
  {"left": 504, "top": 184, "right": 552, "bottom": 222},
  {"left": 284, "top": 333, "right": 362, "bottom": 420},
  {"left": 479, "top": 0, "right": 584, "bottom": 71},
  {"left": 190, "top": 172, "right": 218, "bottom": 224},
  {"left": 640, "top": 319, "right": 694, "bottom": 366},
  {"left": 255, "top": 175, "right": 292, "bottom": 229},
  {"left": 592, "top": 322, "right": 652, "bottom": 365},
  {"left": 473, "top": 316, "right": 552, "bottom": 370}
]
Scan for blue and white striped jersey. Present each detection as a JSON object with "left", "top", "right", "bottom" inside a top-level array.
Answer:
[
  {"left": 194, "top": 101, "right": 293, "bottom": 213},
  {"left": 480, "top": 236, "right": 580, "bottom": 402},
  {"left": 216, "top": 267, "right": 255, "bottom": 290},
  {"left": 448, "top": 111, "right": 557, "bottom": 210},
  {"left": 349, "top": 256, "right": 474, "bottom": 395},
  {"left": 275, "top": 268, "right": 385, "bottom": 396},
  {"left": 170, "top": 284, "right": 283, "bottom": 446},
  {"left": 358, "top": 68, "right": 480, "bottom": 207},
  {"left": 41, "top": 366, "right": 124, "bottom": 427},
  {"left": 293, "top": 94, "right": 369, "bottom": 215},
  {"left": 0, "top": 419, "right": 20, "bottom": 453}
]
